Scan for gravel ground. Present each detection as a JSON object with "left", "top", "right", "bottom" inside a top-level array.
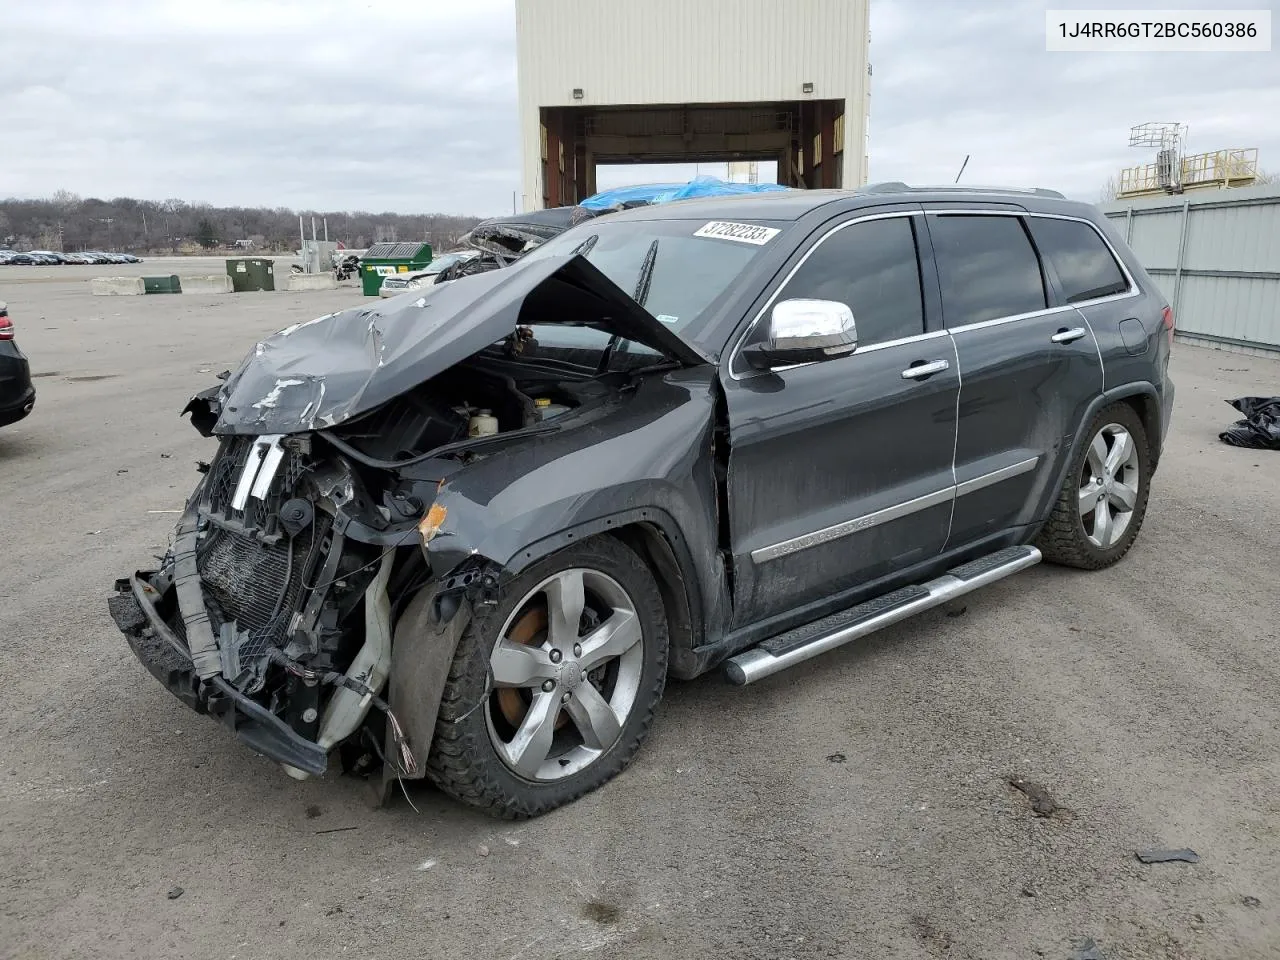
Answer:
[{"left": 2, "top": 262, "right": 1278, "bottom": 960}]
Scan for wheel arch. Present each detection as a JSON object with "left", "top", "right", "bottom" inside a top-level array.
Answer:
[
  {"left": 501, "top": 509, "right": 702, "bottom": 679},
  {"left": 1030, "top": 382, "right": 1160, "bottom": 540},
  {"left": 380, "top": 509, "right": 704, "bottom": 796},
  {"left": 1112, "top": 386, "right": 1163, "bottom": 470}
]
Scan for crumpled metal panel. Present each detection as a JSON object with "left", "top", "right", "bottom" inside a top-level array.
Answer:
[{"left": 207, "top": 253, "right": 710, "bottom": 437}]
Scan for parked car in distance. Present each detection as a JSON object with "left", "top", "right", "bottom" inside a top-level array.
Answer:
[
  {"left": 378, "top": 250, "right": 479, "bottom": 297},
  {"left": 0, "top": 302, "right": 36, "bottom": 427},
  {"left": 111, "top": 183, "right": 1175, "bottom": 819},
  {"left": 1, "top": 252, "right": 35, "bottom": 265}
]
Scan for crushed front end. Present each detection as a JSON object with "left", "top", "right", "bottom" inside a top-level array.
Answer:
[
  {"left": 109, "top": 430, "right": 421, "bottom": 777},
  {"left": 108, "top": 250, "right": 712, "bottom": 783}
]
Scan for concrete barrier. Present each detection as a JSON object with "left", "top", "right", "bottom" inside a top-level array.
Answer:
[
  {"left": 90, "top": 277, "right": 146, "bottom": 296},
  {"left": 286, "top": 272, "right": 338, "bottom": 291},
  {"left": 180, "top": 275, "right": 233, "bottom": 294}
]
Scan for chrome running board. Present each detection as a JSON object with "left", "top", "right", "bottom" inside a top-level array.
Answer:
[{"left": 725, "top": 545, "right": 1042, "bottom": 685}]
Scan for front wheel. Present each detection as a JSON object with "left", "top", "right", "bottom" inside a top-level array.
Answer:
[
  {"left": 1035, "top": 402, "right": 1152, "bottom": 569},
  {"left": 427, "top": 536, "right": 668, "bottom": 818}
]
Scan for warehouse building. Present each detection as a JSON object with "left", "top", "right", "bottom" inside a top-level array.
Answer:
[{"left": 514, "top": 0, "right": 871, "bottom": 210}]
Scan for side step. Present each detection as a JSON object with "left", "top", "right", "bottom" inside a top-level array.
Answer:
[{"left": 724, "top": 545, "right": 1042, "bottom": 685}]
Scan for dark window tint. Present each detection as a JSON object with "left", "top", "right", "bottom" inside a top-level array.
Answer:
[
  {"left": 930, "top": 215, "right": 1047, "bottom": 327},
  {"left": 780, "top": 216, "right": 924, "bottom": 346},
  {"left": 1027, "top": 216, "right": 1129, "bottom": 303}
]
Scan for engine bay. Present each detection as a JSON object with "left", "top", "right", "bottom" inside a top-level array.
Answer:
[{"left": 329, "top": 355, "right": 584, "bottom": 463}]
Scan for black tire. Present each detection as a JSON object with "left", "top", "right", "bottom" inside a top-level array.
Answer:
[
  {"left": 426, "top": 535, "right": 668, "bottom": 818},
  {"left": 1036, "top": 401, "right": 1152, "bottom": 569}
]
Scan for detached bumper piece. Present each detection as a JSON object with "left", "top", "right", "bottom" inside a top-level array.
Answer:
[{"left": 110, "top": 575, "right": 328, "bottom": 776}]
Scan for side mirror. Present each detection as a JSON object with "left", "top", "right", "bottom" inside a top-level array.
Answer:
[{"left": 742, "top": 298, "right": 859, "bottom": 370}]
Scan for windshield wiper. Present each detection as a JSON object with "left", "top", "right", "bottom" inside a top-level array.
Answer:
[
  {"left": 598, "top": 239, "right": 660, "bottom": 376},
  {"left": 632, "top": 238, "right": 659, "bottom": 307},
  {"left": 572, "top": 234, "right": 599, "bottom": 257}
]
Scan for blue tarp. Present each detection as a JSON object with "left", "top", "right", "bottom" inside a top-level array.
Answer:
[{"left": 579, "top": 175, "right": 790, "bottom": 211}]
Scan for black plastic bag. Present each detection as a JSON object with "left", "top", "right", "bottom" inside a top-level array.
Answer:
[{"left": 1219, "top": 396, "right": 1280, "bottom": 450}]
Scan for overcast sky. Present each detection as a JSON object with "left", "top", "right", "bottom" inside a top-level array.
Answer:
[{"left": 2, "top": 0, "right": 1276, "bottom": 215}]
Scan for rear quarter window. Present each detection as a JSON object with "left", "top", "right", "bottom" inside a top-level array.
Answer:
[{"left": 1027, "top": 216, "right": 1130, "bottom": 303}]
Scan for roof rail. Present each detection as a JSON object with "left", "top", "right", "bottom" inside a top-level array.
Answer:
[
  {"left": 855, "top": 182, "right": 1066, "bottom": 199},
  {"left": 856, "top": 181, "right": 911, "bottom": 194}
]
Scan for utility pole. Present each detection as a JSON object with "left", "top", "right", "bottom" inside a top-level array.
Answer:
[{"left": 95, "top": 217, "right": 115, "bottom": 249}]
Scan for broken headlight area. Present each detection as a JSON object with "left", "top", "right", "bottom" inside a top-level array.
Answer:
[
  {"left": 111, "top": 354, "right": 606, "bottom": 779},
  {"left": 111, "top": 438, "right": 398, "bottom": 769},
  {"left": 112, "top": 249, "right": 707, "bottom": 783}
]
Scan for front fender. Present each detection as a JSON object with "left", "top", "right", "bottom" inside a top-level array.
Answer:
[
  {"left": 422, "top": 367, "right": 728, "bottom": 645},
  {"left": 376, "top": 369, "right": 729, "bottom": 791}
]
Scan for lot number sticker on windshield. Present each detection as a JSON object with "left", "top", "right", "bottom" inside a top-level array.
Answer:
[{"left": 694, "top": 221, "right": 780, "bottom": 245}]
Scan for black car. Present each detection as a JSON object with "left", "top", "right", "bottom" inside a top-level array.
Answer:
[
  {"left": 3, "top": 252, "right": 36, "bottom": 265},
  {"left": 110, "top": 184, "right": 1175, "bottom": 817},
  {"left": 0, "top": 302, "right": 35, "bottom": 427}
]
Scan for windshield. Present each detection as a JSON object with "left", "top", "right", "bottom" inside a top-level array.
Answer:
[
  {"left": 422, "top": 252, "right": 469, "bottom": 273},
  {"left": 519, "top": 216, "right": 785, "bottom": 343}
]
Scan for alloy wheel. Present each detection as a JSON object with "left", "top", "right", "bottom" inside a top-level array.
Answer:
[
  {"left": 1077, "top": 422, "right": 1141, "bottom": 549},
  {"left": 485, "top": 568, "right": 645, "bottom": 781}
]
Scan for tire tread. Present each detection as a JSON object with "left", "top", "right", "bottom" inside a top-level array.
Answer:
[
  {"left": 1036, "top": 402, "right": 1152, "bottom": 570},
  {"left": 425, "top": 536, "right": 668, "bottom": 819}
]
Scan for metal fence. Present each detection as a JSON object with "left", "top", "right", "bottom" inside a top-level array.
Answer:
[{"left": 1101, "top": 182, "right": 1280, "bottom": 357}]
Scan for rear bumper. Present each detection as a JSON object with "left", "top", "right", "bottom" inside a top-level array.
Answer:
[
  {"left": 109, "top": 574, "right": 328, "bottom": 775},
  {"left": 0, "top": 384, "right": 35, "bottom": 426}
]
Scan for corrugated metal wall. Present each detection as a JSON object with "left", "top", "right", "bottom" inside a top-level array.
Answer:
[
  {"left": 516, "top": 0, "right": 867, "bottom": 105},
  {"left": 514, "top": 0, "right": 870, "bottom": 209},
  {"left": 1102, "top": 183, "right": 1280, "bottom": 356}
]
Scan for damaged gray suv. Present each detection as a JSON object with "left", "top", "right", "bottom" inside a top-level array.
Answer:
[{"left": 110, "top": 184, "right": 1175, "bottom": 818}]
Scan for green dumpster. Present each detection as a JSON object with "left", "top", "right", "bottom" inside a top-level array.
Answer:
[
  {"left": 225, "top": 257, "right": 276, "bottom": 292},
  {"left": 142, "top": 275, "right": 182, "bottom": 294},
  {"left": 360, "top": 241, "right": 432, "bottom": 296}
]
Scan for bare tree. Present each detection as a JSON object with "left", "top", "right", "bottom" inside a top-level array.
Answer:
[
  {"left": 0, "top": 193, "right": 482, "bottom": 254},
  {"left": 1253, "top": 168, "right": 1278, "bottom": 185},
  {"left": 1098, "top": 175, "right": 1119, "bottom": 203}
]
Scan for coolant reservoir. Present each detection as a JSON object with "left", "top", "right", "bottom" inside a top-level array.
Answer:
[
  {"left": 468, "top": 409, "right": 499, "bottom": 437},
  {"left": 534, "top": 397, "right": 571, "bottom": 420}
]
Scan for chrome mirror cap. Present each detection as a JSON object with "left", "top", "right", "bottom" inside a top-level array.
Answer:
[{"left": 743, "top": 298, "right": 859, "bottom": 369}]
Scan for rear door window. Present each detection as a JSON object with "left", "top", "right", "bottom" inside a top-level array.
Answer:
[
  {"left": 1027, "top": 216, "right": 1130, "bottom": 303},
  {"left": 929, "top": 215, "right": 1047, "bottom": 327}
]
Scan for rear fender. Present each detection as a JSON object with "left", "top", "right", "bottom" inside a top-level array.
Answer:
[{"left": 1029, "top": 380, "right": 1163, "bottom": 534}]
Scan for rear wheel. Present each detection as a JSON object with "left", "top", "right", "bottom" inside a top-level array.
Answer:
[
  {"left": 427, "top": 536, "right": 668, "bottom": 818},
  {"left": 1036, "top": 402, "right": 1151, "bottom": 569}
]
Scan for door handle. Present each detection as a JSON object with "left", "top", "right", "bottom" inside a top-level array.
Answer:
[
  {"left": 1051, "top": 327, "right": 1087, "bottom": 344},
  {"left": 901, "top": 359, "right": 950, "bottom": 380}
]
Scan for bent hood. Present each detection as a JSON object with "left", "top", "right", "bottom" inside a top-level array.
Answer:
[{"left": 206, "top": 253, "right": 712, "bottom": 436}]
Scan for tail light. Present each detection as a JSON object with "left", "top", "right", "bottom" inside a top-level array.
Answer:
[
  {"left": 1161, "top": 305, "right": 1174, "bottom": 347},
  {"left": 0, "top": 314, "right": 12, "bottom": 341}
]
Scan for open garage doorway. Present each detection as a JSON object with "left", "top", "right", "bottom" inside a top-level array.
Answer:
[
  {"left": 537, "top": 101, "right": 848, "bottom": 208},
  {"left": 594, "top": 161, "right": 781, "bottom": 193}
]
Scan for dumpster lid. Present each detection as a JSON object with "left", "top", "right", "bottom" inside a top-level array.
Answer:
[{"left": 364, "top": 242, "right": 430, "bottom": 260}]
